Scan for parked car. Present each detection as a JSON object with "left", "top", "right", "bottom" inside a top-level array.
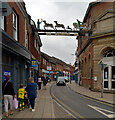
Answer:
[
  {"left": 56, "top": 76, "right": 66, "bottom": 86},
  {"left": 65, "top": 76, "right": 69, "bottom": 82}
]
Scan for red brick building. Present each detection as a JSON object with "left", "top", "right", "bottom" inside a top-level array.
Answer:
[
  {"left": 1, "top": 1, "right": 31, "bottom": 91},
  {"left": 29, "top": 19, "right": 42, "bottom": 80},
  {"left": 1, "top": 1, "right": 42, "bottom": 90},
  {"left": 77, "top": 1, "right": 115, "bottom": 92}
]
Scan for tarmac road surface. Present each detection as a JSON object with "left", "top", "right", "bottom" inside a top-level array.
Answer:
[{"left": 51, "top": 84, "right": 115, "bottom": 119}]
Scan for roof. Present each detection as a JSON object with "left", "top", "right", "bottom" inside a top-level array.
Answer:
[
  {"left": 83, "top": 1, "right": 100, "bottom": 22},
  {"left": 51, "top": 56, "right": 66, "bottom": 65},
  {"left": 40, "top": 52, "right": 56, "bottom": 64}
]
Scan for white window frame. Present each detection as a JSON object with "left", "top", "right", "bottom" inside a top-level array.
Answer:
[
  {"left": 43, "top": 58, "right": 46, "bottom": 65},
  {"left": 34, "top": 39, "right": 36, "bottom": 48},
  {"left": 26, "top": 32, "right": 29, "bottom": 50},
  {"left": 25, "top": 19, "right": 27, "bottom": 47},
  {"left": 88, "top": 16, "right": 91, "bottom": 30},
  {"left": 13, "top": 11, "right": 18, "bottom": 41},
  {"left": 1, "top": 16, "right": 4, "bottom": 30}
]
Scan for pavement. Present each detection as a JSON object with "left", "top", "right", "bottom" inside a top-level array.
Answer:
[
  {"left": 2, "top": 80, "right": 114, "bottom": 119},
  {"left": 2, "top": 81, "right": 73, "bottom": 119},
  {"left": 67, "top": 80, "right": 115, "bottom": 105}
]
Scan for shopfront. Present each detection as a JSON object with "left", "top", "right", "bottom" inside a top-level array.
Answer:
[
  {"left": 2, "top": 31, "right": 31, "bottom": 93},
  {"left": 103, "top": 49, "right": 115, "bottom": 90}
]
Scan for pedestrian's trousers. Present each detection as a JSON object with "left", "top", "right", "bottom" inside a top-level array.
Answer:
[
  {"left": 19, "top": 98, "right": 24, "bottom": 111},
  {"left": 4, "top": 95, "right": 13, "bottom": 112},
  {"left": 30, "top": 98, "right": 35, "bottom": 109}
]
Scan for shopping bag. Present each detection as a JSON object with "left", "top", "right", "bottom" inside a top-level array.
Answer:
[{"left": 13, "top": 98, "right": 18, "bottom": 109}]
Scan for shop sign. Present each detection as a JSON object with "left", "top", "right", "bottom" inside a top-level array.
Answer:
[
  {"left": 46, "top": 71, "right": 49, "bottom": 74},
  {"left": 53, "top": 72, "right": 57, "bottom": 74},
  {"left": 50, "top": 71, "right": 53, "bottom": 74},
  {"left": 47, "top": 66, "right": 51, "bottom": 70},
  {"left": 31, "top": 60, "right": 37, "bottom": 68},
  {"left": 4, "top": 70, "right": 11, "bottom": 82},
  {"left": 42, "top": 69, "right": 48, "bottom": 73}
]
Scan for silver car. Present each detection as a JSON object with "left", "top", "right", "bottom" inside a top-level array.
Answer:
[{"left": 56, "top": 76, "right": 66, "bottom": 86}]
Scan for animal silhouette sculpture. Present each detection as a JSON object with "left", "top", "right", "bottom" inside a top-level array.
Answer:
[
  {"left": 54, "top": 21, "right": 65, "bottom": 30},
  {"left": 80, "top": 23, "right": 88, "bottom": 30},
  {"left": 43, "top": 20, "right": 54, "bottom": 29},
  {"left": 73, "top": 22, "right": 78, "bottom": 30},
  {"left": 66, "top": 26, "right": 72, "bottom": 30}
]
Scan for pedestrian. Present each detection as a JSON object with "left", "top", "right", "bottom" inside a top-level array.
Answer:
[
  {"left": 43, "top": 76, "right": 47, "bottom": 90},
  {"left": 54, "top": 75, "right": 56, "bottom": 81},
  {"left": 18, "top": 84, "right": 26, "bottom": 112},
  {"left": 2, "top": 75, "right": 16, "bottom": 117},
  {"left": 25, "top": 77, "right": 38, "bottom": 112},
  {"left": 37, "top": 76, "right": 42, "bottom": 90}
]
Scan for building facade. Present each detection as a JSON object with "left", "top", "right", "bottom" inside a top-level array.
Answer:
[
  {"left": 29, "top": 19, "right": 42, "bottom": 82},
  {"left": 1, "top": 2, "right": 31, "bottom": 92},
  {"left": 1, "top": 1, "right": 42, "bottom": 92},
  {"left": 77, "top": 1, "right": 115, "bottom": 92}
]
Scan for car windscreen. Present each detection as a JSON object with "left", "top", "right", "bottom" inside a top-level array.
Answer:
[{"left": 58, "top": 77, "right": 64, "bottom": 81}]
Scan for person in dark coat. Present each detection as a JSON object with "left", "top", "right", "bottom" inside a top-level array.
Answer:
[
  {"left": 25, "top": 77, "right": 38, "bottom": 112},
  {"left": 37, "top": 76, "right": 42, "bottom": 90},
  {"left": 2, "top": 75, "right": 16, "bottom": 117},
  {"left": 42, "top": 76, "right": 47, "bottom": 89}
]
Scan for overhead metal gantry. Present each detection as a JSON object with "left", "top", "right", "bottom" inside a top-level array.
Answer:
[{"left": 37, "top": 29, "right": 89, "bottom": 36}]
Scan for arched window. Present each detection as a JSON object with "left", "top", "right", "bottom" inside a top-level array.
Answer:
[
  {"left": 82, "top": 60, "right": 83, "bottom": 77},
  {"left": 85, "top": 57, "right": 87, "bottom": 77},
  {"left": 103, "top": 49, "right": 115, "bottom": 57},
  {"left": 79, "top": 61, "right": 81, "bottom": 71},
  {"left": 88, "top": 54, "right": 91, "bottom": 78}
]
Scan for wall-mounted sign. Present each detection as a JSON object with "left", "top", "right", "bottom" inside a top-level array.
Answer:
[
  {"left": 94, "top": 76, "right": 97, "bottom": 81},
  {"left": 50, "top": 71, "right": 53, "bottom": 74},
  {"left": 31, "top": 60, "right": 37, "bottom": 68},
  {"left": 4, "top": 70, "right": 11, "bottom": 82},
  {"left": 47, "top": 66, "right": 51, "bottom": 70}
]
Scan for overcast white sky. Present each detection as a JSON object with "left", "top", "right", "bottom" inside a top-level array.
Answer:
[{"left": 24, "top": 0, "right": 95, "bottom": 65}]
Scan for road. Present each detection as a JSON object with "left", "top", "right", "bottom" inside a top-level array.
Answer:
[{"left": 51, "top": 83, "right": 114, "bottom": 119}]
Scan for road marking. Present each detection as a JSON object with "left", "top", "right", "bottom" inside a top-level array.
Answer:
[
  {"left": 88, "top": 104, "right": 115, "bottom": 118},
  {"left": 53, "top": 98, "right": 76, "bottom": 118},
  {"left": 51, "top": 85, "right": 87, "bottom": 119}
]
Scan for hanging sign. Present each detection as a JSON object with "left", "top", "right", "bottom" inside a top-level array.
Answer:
[{"left": 31, "top": 60, "right": 37, "bottom": 68}]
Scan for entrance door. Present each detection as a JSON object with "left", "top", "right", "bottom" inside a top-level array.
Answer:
[
  {"left": 111, "top": 66, "right": 115, "bottom": 89},
  {"left": 103, "top": 65, "right": 115, "bottom": 90},
  {"left": 103, "top": 66, "right": 109, "bottom": 89}
]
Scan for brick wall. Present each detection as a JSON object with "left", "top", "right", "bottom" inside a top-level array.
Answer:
[
  {"left": 6, "top": 2, "right": 32, "bottom": 48},
  {"left": 77, "top": 2, "right": 114, "bottom": 90}
]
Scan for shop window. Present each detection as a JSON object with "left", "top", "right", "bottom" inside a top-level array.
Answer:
[
  {"left": 104, "top": 81, "right": 108, "bottom": 88},
  {"left": 112, "top": 81, "right": 115, "bottom": 89},
  {"left": 3, "top": 55, "right": 7, "bottom": 64},
  {"left": 112, "top": 66, "right": 115, "bottom": 79},
  {"left": 104, "top": 67, "right": 108, "bottom": 79}
]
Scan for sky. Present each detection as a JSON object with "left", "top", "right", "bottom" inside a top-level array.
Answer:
[{"left": 24, "top": 0, "right": 95, "bottom": 65}]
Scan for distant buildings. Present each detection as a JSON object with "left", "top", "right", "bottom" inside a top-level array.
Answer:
[
  {"left": 77, "top": 1, "right": 115, "bottom": 92},
  {"left": 40, "top": 52, "right": 75, "bottom": 81}
]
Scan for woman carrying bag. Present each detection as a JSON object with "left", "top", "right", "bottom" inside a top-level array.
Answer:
[{"left": 2, "top": 75, "right": 16, "bottom": 117}]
